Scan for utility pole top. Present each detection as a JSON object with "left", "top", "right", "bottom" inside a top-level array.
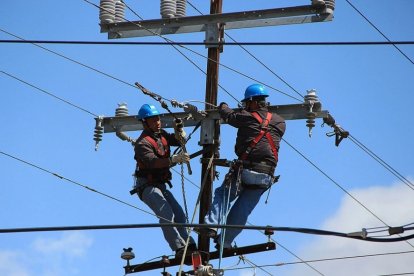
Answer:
[{"left": 100, "top": 3, "right": 334, "bottom": 39}]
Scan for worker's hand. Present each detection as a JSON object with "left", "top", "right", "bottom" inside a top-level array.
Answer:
[
  {"left": 170, "top": 152, "right": 190, "bottom": 165},
  {"left": 175, "top": 129, "right": 186, "bottom": 141},
  {"left": 218, "top": 102, "right": 228, "bottom": 110}
]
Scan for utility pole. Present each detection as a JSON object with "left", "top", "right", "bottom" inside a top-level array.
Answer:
[
  {"left": 198, "top": 0, "right": 223, "bottom": 256},
  {"left": 95, "top": 0, "right": 337, "bottom": 274}
]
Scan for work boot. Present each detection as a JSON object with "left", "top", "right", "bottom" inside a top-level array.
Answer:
[
  {"left": 214, "top": 238, "right": 233, "bottom": 251},
  {"left": 175, "top": 243, "right": 197, "bottom": 265},
  {"left": 194, "top": 227, "right": 217, "bottom": 239}
]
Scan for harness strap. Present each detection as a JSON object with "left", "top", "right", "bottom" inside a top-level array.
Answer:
[
  {"left": 241, "top": 112, "right": 278, "bottom": 161},
  {"left": 137, "top": 133, "right": 172, "bottom": 184},
  {"left": 142, "top": 134, "right": 169, "bottom": 158}
]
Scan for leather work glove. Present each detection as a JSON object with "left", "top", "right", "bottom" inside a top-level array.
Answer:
[
  {"left": 170, "top": 152, "right": 190, "bottom": 165},
  {"left": 174, "top": 129, "right": 186, "bottom": 140},
  {"left": 173, "top": 119, "right": 186, "bottom": 140}
]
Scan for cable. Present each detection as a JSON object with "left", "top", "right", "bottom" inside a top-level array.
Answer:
[
  {"left": 345, "top": 0, "right": 414, "bottom": 65},
  {"left": 2, "top": 223, "right": 414, "bottom": 242},
  {"left": 0, "top": 28, "right": 135, "bottom": 89},
  {"left": 0, "top": 150, "right": 165, "bottom": 221},
  {"left": 187, "top": 0, "right": 303, "bottom": 101},
  {"left": 223, "top": 250, "right": 414, "bottom": 271},
  {"left": 282, "top": 138, "right": 414, "bottom": 249},
  {"left": 1, "top": 70, "right": 98, "bottom": 117},
  {"left": 2, "top": 39, "right": 414, "bottom": 46},
  {"left": 348, "top": 134, "right": 414, "bottom": 190},
  {"left": 246, "top": 222, "right": 325, "bottom": 276},
  {"left": 85, "top": 0, "right": 236, "bottom": 104},
  {"left": 178, "top": 153, "right": 215, "bottom": 275},
  {"left": 242, "top": 256, "right": 273, "bottom": 276},
  {"left": 282, "top": 138, "right": 388, "bottom": 224},
  {"left": 84, "top": 0, "right": 301, "bottom": 102}
]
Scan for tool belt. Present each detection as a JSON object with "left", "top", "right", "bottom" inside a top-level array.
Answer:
[
  {"left": 130, "top": 170, "right": 172, "bottom": 199},
  {"left": 240, "top": 160, "right": 276, "bottom": 176}
]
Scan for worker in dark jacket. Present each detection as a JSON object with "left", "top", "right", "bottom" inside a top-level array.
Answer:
[
  {"left": 133, "top": 103, "right": 197, "bottom": 260},
  {"left": 204, "top": 84, "right": 286, "bottom": 249}
]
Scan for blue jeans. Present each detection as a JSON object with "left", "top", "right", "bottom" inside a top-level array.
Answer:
[
  {"left": 136, "top": 177, "right": 196, "bottom": 251},
  {"left": 204, "top": 168, "right": 273, "bottom": 248}
]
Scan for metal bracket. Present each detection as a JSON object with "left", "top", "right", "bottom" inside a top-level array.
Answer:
[{"left": 124, "top": 242, "right": 276, "bottom": 274}]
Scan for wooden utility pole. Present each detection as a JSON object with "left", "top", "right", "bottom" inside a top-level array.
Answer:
[
  {"left": 96, "top": 1, "right": 335, "bottom": 273},
  {"left": 198, "top": 0, "right": 223, "bottom": 255}
]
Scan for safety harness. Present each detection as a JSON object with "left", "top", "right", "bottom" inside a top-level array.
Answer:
[
  {"left": 236, "top": 111, "right": 280, "bottom": 190},
  {"left": 133, "top": 133, "right": 173, "bottom": 199},
  {"left": 240, "top": 111, "right": 278, "bottom": 161}
]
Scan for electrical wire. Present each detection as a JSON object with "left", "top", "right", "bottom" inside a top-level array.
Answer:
[
  {"left": 2, "top": 39, "right": 414, "bottom": 46},
  {"left": 84, "top": 0, "right": 236, "bottom": 104},
  {"left": 83, "top": 0, "right": 302, "bottom": 102},
  {"left": 178, "top": 153, "right": 215, "bottom": 275},
  {"left": 188, "top": 1, "right": 323, "bottom": 273},
  {"left": 281, "top": 138, "right": 414, "bottom": 250},
  {"left": 223, "top": 250, "right": 414, "bottom": 271},
  {"left": 348, "top": 134, "right": 414, "bottom": 190},
  {"left": 282, "top": 138, "right": 388, "bottom": 225},
  {"left": 242, "top": 256, "right": 273, "bottom": 276},
  {"left": 0, "top": 28, "right": 135, "bottom": 89},
  {"left": 1, "top": 70, "right": 98, "bottom": 117},
  {"left": 185, "top": 2, "right": 414, "bottom": 231},
  {"left": 1, "top": 222, "right": 414, "bottom": 242},
  {"left": 0, "top": 150, "right": 165, "bottom": 221},
  {"left": 187, "top": 0, "right": 304, "bottom": 101},
  {"left": 2, "top": 150, "right": 413, "bottom": 273},
  {"left": 246, "top": 222, "right": 325, "bottom": 276},
  {"left": 3, "top": 3, "right": 412, "bottom": 274},
  {"left": 345, "top": 0, "right": 414, "bottom": 65}
]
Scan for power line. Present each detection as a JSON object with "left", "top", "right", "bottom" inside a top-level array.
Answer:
[
  {"left": 83, "top": 0, "right": 302, "bottom": 102},
  {"left": 0, "top": 28, "right": 135, "bottom": 89},
  {"left": 247, "top": 223, "right": 325, "bottom": 276},
  {"left": 1, "top": 71, "right": 98, "bottom": 117},
  {"left": 224, "top": 250, "right": 414, "bottom": 271},
  {"left": 2, "top": 39, "right": 413, "bottom": 46},
  {"left": 283, "top": 138, "right": 388, "bottom": 224},
  {"left": 345, "top": 0, "right": 414, "bottom": 65},
  {"left": 282, "top": 138, "right": 414, "bottom": 248},
  {"left": 349, "top": 134, "right": 414, "bottom": 190},
  {"left": 186, "top": 0, "right": 305, "bottom": 103},
  {"left": 0, "top": 150, "right": 157, "bottom": 219},
  {"left": 240, "top": 256, "right": 273, "bottom": 276},
  {"left": 1, "top": 222, "right": 413, "bottom": 242}
]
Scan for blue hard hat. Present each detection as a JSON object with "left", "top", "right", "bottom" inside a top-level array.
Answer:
[
  {"left": 242, "top": 84, "right": 269, "bottom": 102},
  {"left": 137, "top": 104, "right": 160, "bottom": 120}
]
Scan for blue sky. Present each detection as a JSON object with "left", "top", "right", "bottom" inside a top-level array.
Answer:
[{"left": 1, "top": 1, "right": 413, "bottom": 275}]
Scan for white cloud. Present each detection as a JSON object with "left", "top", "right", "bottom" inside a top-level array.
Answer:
[
  {"left": 32, "top": 231, "right": 93, "bottom": 258},
  {"left": 0, "top": 251, "right": 29, "bottom": 276},
  {"left": 0, "top": 232, "right": 93, "bottom": 276},
  {"left": 286, "top": 181, "right": 414, "bottom": 276}
]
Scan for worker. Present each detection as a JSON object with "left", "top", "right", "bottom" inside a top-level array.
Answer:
[
  {"left": 133, "top": 103, "right": 197, "bottom": 260},
  {"left": 204, "top": 84, "right": 286, "bottom": 249}
]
